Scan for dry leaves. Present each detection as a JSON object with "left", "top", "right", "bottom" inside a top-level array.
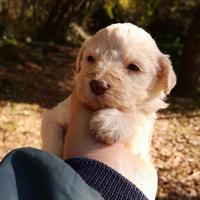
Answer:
[{"left": 152, "top": 101, "right": 200, "bottom": 200}]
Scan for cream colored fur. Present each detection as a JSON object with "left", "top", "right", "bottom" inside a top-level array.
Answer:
[{"left": 41, "top": 23, "right": 176, "bottom": 161}]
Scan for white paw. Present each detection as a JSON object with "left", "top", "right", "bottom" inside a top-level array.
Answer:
[{"left": 89, "top": 109, "right": 128, "bottom": 145}]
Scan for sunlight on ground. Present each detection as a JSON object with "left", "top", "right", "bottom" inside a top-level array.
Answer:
[
  {"left": 0, "top": 99, "right": 200, "bottom": 200},
  {"left": 0, "top": 101, "right": 43, "bottom": 160}
]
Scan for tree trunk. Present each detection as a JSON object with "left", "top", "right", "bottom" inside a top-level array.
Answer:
[
  {"left": 37, "top": 0, "right": 64, "bottom": 41},
  {"left": 176, "top": 7, "right": 200, "bottom": 97},
  {"left": 37, "top": 0, "right": 90, "bottom": 42}
]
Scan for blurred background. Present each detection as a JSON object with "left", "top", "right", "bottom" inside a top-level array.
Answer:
[{"left": 0, "top": 0, "right": 199, "bottom": 199}]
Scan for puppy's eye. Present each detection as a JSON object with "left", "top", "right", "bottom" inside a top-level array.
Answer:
[
  {"left": 87, "top": 55, "right": 95, "bottom": 63},
  {"left": 127, "top": 64, "right": 140, "bottom": 72}
]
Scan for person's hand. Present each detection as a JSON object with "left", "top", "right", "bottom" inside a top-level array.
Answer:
[{"left": 63, "top": 93, "right": 157, "bottom": 199}]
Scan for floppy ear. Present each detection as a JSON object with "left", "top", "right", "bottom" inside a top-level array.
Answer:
[
  {"left": 158, "top": 54, "right": 177, "bottom": 94},
  {"left": 75, "top": 37, "right": 92, "bottom": 73},
  {"left": 75, "top": 45, "right": 85, "bottom": 73}
]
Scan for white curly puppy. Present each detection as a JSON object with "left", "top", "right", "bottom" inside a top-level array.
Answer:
[{"left": 41, "top": 23, "right": 176, "bottom": 160}]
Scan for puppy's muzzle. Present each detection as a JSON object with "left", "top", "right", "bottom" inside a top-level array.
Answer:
[{"left": 89, "top": 80, "right": 110, "bottom": 96}]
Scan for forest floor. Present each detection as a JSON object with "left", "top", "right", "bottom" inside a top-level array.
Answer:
[{"left": 0, "top": 44, "right": 200, "bottom": 200}]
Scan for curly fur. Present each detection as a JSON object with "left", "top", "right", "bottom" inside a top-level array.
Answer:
[{"left": 41, "top": 23, "right": 176, "bottom": 160}]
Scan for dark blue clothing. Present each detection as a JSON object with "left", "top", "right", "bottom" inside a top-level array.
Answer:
[
  {"left": 66, "top": 158, "right": 148, "bottom": 200},
  {"left": 0, "top": 148, "right": 148, "bottom": 200}
]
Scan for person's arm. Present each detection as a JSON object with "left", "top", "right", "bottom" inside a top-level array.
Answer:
[{"left": 63, "top": 94, "right": 158, "bottom": 200}]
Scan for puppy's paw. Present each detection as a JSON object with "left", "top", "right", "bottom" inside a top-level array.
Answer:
[{"left": 89, "top": 109, "right": 128, "bottom": 145}]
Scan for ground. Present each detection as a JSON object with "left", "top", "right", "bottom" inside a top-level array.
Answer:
[{"left": 0, "top": 44, "right": 199, "bottom": 200}]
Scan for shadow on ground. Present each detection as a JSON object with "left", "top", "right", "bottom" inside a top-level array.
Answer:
[
  {"left": 1, "top": 44, "right": 200, "bottom": 110},
  {"left": 0, "top": 44, "right": 77, "bottom": 108}
]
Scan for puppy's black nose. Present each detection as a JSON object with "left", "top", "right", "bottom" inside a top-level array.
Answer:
[{"left": 89, "top": 80, "right": 110, "bottom": 96}]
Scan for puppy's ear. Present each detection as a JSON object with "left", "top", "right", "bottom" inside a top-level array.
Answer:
[
  {"left": 75, "top": 37, "right": 92, "bottom": 73},
  {"left": 158, "top": 54, "right": 177, "bottom": 94},
  {"left": 75, "top": 45, "right": 85, "bottom": 73}
]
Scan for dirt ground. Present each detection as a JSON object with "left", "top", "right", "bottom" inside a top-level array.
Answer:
[{"left": 0, "top": 44, "right": 200, "bottom": 200}]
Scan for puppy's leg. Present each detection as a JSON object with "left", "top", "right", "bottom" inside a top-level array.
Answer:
[
  {"left": 41, "top": 111, "right": 66, "bottom": 157},
  {"left": 89, "top": 108, "right": 132, "bottom": 145},
  {"left": 90, "top": 109, "right": 155, "bottom": 160},
  {"left": 41, "top": 97, "right": 71, "bottom": 157}
]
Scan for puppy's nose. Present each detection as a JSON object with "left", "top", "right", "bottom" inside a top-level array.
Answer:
[{"left": 89, "top": 80, "right": 110, "bottom": 96}]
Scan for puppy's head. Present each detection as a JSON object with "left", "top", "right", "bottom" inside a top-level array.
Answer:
[{"left": 74, "top": 23, "right": 176, "bottom": 112}]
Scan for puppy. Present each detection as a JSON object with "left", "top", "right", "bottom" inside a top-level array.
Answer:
[{"left": 41, "top": 23, "right": 176, "bottom": 160}]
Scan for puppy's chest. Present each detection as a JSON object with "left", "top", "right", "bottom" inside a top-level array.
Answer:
[{"left": 127, "top": 112, "right": 156, "bottom": 159}]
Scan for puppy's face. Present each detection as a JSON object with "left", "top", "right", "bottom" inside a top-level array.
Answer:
[{"left": 74, "top": 23, "right": 176, "bottom": 112}]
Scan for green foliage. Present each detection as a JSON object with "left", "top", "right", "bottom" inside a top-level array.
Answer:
[
  {"left": 104, "top": 2, "right": 114, "bottom": 19},
  {"left": 0, "top": 0, "right": 199, "bottom": 43},
  {"left": 103, "top": 0, "right": 135, "bottom": 20},
  {"left": 0, "top": 36, "right": 17, "bottom": 47},
  {"left": 0, "top": 0, "right": 199, "bottom": 62}
]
